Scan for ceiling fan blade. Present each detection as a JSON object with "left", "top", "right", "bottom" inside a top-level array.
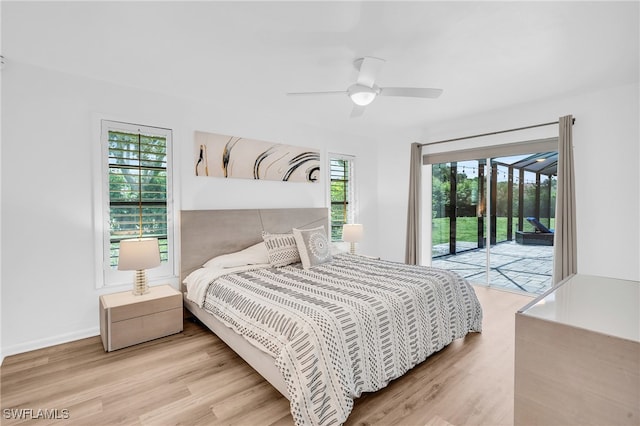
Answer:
[
  {"left": 379, "top": 87, "right": 444, "bottom": 98},
  {"left": 350, "top": 105, "right": 366, "bottom": 118},
  {"left": 356, "top": 56, "right": 385, "bottom": 88},
  {"left": 286, "top": 90, "right": 347, "bottom": 96}
]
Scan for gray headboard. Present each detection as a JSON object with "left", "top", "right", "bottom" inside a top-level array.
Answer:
[{"left": 180, "top": 208, "right": 329, "bottom": 284}]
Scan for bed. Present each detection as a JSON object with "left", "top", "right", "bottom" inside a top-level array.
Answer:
[{"left": 180, "top": 208, "right": 483, "bottom": 426}]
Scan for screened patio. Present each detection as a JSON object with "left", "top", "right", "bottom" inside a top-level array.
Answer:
[
  {"left": 431, "top": 150, "right": 558, "bottom": 295},
  {"left": 432, "top": 241, "right": 553, "bottom": 294}
]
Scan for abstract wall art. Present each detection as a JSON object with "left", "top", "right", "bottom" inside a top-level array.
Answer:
[{"left": 194, "top": 131, "right": 320, "bottom": 183}]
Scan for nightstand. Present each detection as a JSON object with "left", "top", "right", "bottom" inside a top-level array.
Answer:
[{"left": 99, "top": 284, "right": 183, "bottom": 352}]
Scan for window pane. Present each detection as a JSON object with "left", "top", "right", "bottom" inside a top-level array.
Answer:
[
  {"left": 329, "top": 156, "right": 354, "bottom": 241},
  {"left": 431, "top": 163, "right": 450, "bottom": 255},
  {"left": 107, "top": 129, "right": 168, "bottom": 269}
]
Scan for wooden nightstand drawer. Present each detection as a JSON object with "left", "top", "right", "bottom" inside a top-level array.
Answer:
[
  {"left": 108, "top": 307, "right": 182, "bottom": 351},
  {"left": 100, "top": 285, "right": 183, "bottom": 352}
]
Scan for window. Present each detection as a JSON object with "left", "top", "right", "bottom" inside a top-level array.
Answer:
[
  {"left": 98, "top": 120, "right": 174, "bottom": 287},
  {"left": 329, "top": 154, "right": 356, "bottom": 241}
]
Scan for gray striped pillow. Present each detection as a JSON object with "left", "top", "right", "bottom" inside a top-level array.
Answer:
[{"left": 262, "top": 231, "right": 301, "bottom": 267}]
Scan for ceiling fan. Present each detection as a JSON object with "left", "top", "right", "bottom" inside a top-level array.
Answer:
[{"left": 287, "top": 56, "right": 443, "bottom": 117}]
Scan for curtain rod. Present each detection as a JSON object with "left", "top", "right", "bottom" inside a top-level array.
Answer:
[{"left": 418, "top": 117, "right": 575, "bottom": 147}]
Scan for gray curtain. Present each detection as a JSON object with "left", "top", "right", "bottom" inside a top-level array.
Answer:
[
  {"left": 405, "top": 142, "right": 421, "bottom": 265},
  {"left": 553, "top": 115, "right": 577, "bottom": 284}
]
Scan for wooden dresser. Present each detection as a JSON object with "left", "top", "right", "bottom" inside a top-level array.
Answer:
[
  {"left": 514, "top": 274, "right": 639, "bottom": 425},
  {"left": 100, "top": 284, "right": 183, "bottom": 352}
]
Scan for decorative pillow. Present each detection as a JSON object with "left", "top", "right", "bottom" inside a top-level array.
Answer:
[
  {"left": 262, "top": 231, "right": 301, "bottom": 267},
  {"left": 203, "top": 242, "right": 269, "bottom": 269},
  {"left": 293, "top": 226, "right": 332, "bottom": 269}
]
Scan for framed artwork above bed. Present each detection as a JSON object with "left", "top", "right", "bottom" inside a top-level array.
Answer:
[{"left": 194, "top": 130, "right": 320, "bottom": 183}]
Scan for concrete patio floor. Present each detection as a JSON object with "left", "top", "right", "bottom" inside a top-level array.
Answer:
[{"left": 431, "top": 240, "right": 553, "bottom": 295}]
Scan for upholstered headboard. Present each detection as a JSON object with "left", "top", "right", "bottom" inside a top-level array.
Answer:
[{"left": 179, "top": 208, "right": 329, "bottom": 285}]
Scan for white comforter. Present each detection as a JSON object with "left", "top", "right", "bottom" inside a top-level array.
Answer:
[{"left": 184, "top": 263, "right": 271, "bottom": 306}]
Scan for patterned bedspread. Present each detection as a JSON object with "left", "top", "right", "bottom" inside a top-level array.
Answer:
[{"left": 200, "top": 253, "right": 482, "bottom": 426}]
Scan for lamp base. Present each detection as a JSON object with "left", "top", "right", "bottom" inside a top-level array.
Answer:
[
  {"left": 132, "top": 269, "right": 150, "bottom": 296},
  {"left": 350, "top": 242, "right": 356, "bottom": 255}
]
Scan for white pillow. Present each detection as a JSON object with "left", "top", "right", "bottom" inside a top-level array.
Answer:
[
  {"left": 293, "top": 226, "right": 332, "bottom": 269},
  {"left": 203, "top": 242, "right": 269, "bottom": 269}
]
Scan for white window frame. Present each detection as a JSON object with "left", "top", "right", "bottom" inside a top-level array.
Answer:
[
  {"left": 94, "top": 119, "right": 176, "bottom": 289},
  {"left": 328, "top": 153, "right": 357, "bottom": 241}
]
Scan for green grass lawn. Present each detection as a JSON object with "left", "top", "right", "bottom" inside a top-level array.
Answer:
[{"left": 432, "top": 217, "right": 555, "bottom": 245}]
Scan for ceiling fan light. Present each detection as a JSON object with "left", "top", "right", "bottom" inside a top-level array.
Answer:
[
  {"left": 348, "top": 84, "right": 378, "bottom": 106},
  {"left": 350, "top": 91, "right": 376, "bottom": 106}
]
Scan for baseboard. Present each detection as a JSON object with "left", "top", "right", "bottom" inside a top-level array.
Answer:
[{"left": 2, "top": 327, "right": 100, "bottom": 360}]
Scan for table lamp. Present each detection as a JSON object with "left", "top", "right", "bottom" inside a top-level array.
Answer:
[
  {"left": 342, "top": 224, "right": 363, "bottom": 254},
  {"left": 118, "top": 238, "right": 161, "bottom": 295}
]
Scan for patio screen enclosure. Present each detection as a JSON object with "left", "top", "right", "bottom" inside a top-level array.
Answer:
[{"left": 432, "top": 152, "right": 557, "bottom": 256}]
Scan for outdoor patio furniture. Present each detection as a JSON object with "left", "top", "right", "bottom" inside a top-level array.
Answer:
[
  {"left": 526, "top": 217, "right": 554, "bottom": 234},
  {"left": 516, "top": 217, "right": 554, "bottom": 246}
]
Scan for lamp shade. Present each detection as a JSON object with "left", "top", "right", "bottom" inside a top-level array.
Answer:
[
  {"left": 342, "top": 224, "right": 363, "bottom": 243},
  {"left": 117, "top": 238, "right": 161, "bottom": 271}
]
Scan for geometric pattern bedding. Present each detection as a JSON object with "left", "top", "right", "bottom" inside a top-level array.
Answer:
[{"left": 202, "top": 253, "right": 483, "bottom": 426}]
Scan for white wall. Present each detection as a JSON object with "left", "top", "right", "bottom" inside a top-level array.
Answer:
[
  {"left": 374, "top": 133, "right": 422, "bottom": 263},
  {"left": 0, "top": 3, "right": 3, "bottom": 362},
  {"left": 376, "top": 82, "right": 640, "bottom": 282},
  {"left": 0, "top": 62, "right": 380, "bottom": 358}
]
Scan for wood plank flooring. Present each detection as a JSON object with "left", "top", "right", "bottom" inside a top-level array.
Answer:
[{"left": 1, "top": 286, "right": 532, "bottom": 425}]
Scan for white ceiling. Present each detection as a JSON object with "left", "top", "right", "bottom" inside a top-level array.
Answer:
[{"left": 3, "top": 1, "right": 639, "bottom": 138}]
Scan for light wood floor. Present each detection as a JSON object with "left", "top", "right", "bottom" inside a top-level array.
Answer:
[{"left": 1, "top": 286, "right": 532, "bottom": 426}]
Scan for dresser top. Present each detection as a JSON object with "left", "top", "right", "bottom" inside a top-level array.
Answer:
[{"left": 519, "top": 274, "right": 639, "bottom": 342}]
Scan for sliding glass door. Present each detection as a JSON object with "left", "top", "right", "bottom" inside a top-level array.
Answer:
[
  {"left": 432, "top": 160, "right": 487, "bottom": 255},
  {"left": 430, "top": 149, "right": 557, "bottom": 295},
  {"left": 432, "top": 159, "right": 488, "bottom": 281}
]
